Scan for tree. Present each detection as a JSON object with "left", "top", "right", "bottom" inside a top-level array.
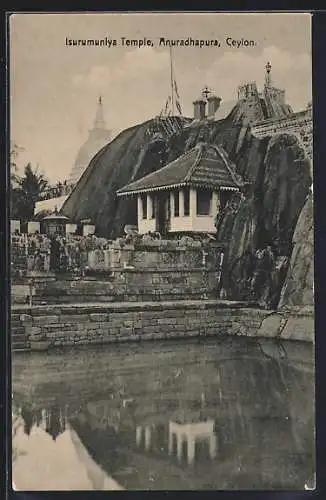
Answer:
[
  {"left": 10, "top": 142, "right": 24, "bottom": 187},
  {"left": 11, "top": 163, "right": 49, "bottom": 220},
  {"left": 10, "top": 143, "right": 25, "bottom": 219}
]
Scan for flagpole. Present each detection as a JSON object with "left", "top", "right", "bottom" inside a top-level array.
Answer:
[{"left": 169, "top": 46, "right": 175, "bottom": 116}]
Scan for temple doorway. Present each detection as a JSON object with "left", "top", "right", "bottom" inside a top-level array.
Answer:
[{"left": 156, "top": 192, "right": 170, "bottom": 236}]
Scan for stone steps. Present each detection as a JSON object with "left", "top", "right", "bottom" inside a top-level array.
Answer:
[
  {"left": 12, "top": 327, "right": 25, "bottom": 337},
  {"left": 11, "top": 314, "right": 30, "bottom": 352},
  {"left": 11, "top": 320, "right": 22, "bottom": 327},
  {"left": 31, "top": 293, "right": 217, "bottom": 306}
]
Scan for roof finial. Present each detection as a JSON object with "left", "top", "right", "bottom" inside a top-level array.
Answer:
[
  {"left": 265, "top": 61, "right": 272, "bottom": 87},
  {"left": 94, "top": 95, "right": 106, "bottom": 129},
  {"left": 202, "top": 85, "right": 211, "bottom": 100}
]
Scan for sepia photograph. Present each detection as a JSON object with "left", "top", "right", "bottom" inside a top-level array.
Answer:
[{"left": 10, "top": 11, "right": 314, "bottom": 491}]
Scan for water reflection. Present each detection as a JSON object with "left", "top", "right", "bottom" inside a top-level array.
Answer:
[{"left": 12, "top": 337, "right": 315, "bottom": 490}]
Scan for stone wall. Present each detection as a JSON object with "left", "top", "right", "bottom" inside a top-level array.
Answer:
[
  {"left": 87, "top": 243, "right": 221, "bottom": 271},
  {"left": 251, "top": 108, "right": 313, "bottom": 160},
  {"left": 11, "top": 232, "right": 222, "bottom": 277},
  {"left": 16, "top": 301, "right": 314, "bottom": 349},
  {"left": 20, "top": 268, "right": 220, "bottom": 305}
]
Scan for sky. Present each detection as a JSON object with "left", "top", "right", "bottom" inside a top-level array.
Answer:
[{"left": 10, "top": 12, "right": 312, "bottom": 183}]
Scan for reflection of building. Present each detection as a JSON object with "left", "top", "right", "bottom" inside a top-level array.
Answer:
[
  {"left": 18, "top": 405, "right": 68, "bottom": 441},
  {"left": 135, "top": 419, "right": 218, "bottom": 466},
  {"left": 12, "top": 338, "right": 315, "bottom": 490},
  {"left": 168, "top": 420, "right": 217, "bottom": 465},
  {"left": 136, "top": 425, "right": 154, "bottom": 451},
  {"left": 117, "top": 142, "right": 241, "bottom": 236},
  {"left": 68, "top": 96, "right": 112, "bottom": 186},
  {"left": 13, "top": 418, "right": 123, "bottom": 490}
]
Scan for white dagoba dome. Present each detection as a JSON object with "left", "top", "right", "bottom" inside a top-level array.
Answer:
[{"left": 68, "top": 96, "right": 112, "bottom": 186}]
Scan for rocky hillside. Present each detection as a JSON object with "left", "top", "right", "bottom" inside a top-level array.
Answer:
[
  {"left": 62, "top": 106, "right": 313, "bottom": 308},
  {"left": 278, "top": 193, "right": 314, "bottom": 308}
]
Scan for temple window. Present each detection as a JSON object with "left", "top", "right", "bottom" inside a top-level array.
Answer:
[
  {"left": 141, "top": 195, "right": 147, "bottom": 219},
  {"left": 151, "top": 195, "right": 155, "bottom": 219},
  {"left": 196, "top": 189, "right": 212, "bottom": 216},
  {"left": 183, "top": 188, "right": 190, "bottom": 216},
  {"left": 174, "top": 191, "right": 179, "bottom": 217}
]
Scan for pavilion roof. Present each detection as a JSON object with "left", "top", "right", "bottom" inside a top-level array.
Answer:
[{"left": 116, "top": 142, "right": 241, "bottom": 197}]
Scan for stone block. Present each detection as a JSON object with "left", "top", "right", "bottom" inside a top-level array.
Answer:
[
  {"left": 46, "top": 331, "right": 59, "bottom": 339},
  {"left": 256, "top": 314, "right": 282, "bottom": 338},
  {"left": 11, "top": 219, "right": 21, "bottom": 233},
  {"left": 90, "top": 313, "right": 108, "bottom": 322},
  {"left": 62, "top": 330, "right": 80, "bottom": 338},
  {"left": 83, "top": 224, "right": 95, "bottom": 236},
  {"left": 25, "top": 326, "right": 42, "bottom": 335},
  {"left": 60, "top": 314, "right": 90, "bottom": 323},
  {"left": 109, "top": 312, "right": 128, "bottom": 322},
  {"left": 20, "top": 314, "right": 33, "bottom": 324},
  {"left": 104, "top": 327, "right": 120, "bottom": 337},
  {"left": 33, "top": 315, "right": 59, "bottom": 325},
  {"left": 118, "top": 327, "right": 133, "bottom": 336},
  {"left": 281, "top": 315, "right": 314, "bottom": 342},
  {"left": 35, "top": 306, "right": 62, "bottom": 315},
  {"left": 42, "top": 323, "right": 67, "bottom": 332},
  {"left": 123, "top": 320, "right": 134, "bottom": 328},
  {"left": 132, "top": 321, "right": 142, "bottom": 329},
  {"left": 27, "top": 221, "right": 40, "bottom": 234},
  {"left": 156, "top": 318, "right": 174, "bottom": 325},
  {"left": 142, "top": 326, "right": 160, "bottom": 335},
  {"left": 139, "top": 332, "right": 156, "bottom": 341}
]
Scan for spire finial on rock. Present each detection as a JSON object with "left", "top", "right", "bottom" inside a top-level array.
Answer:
[{"left": 94, "top": 95, "right": 106, "bottom": 129}]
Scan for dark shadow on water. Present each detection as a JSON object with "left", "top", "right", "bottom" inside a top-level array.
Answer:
[{"left": 12, "top": 336, "right": 315, "bottom": 491}]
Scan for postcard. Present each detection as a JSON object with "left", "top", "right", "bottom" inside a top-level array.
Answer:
[{"left": 9, "top": 11, "right": 314, "bottom": 491}]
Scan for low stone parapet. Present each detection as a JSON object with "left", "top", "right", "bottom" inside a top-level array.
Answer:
[
  {"left": 13, "top": 301, "right": 314, "bottom": 350},
  {"left": 15, "top": 269, "right": 221, "bottom": 305},
  {"left": 256, "top": 306, "right": 315, "bottom": 342}
]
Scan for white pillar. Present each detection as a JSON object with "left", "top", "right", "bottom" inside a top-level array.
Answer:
[
  {"left": 11, "top": 220, "right": 21, "bottom": 233},
  {"left": 137, "top": 196, "right": 143, "bottom": 221},
  {"left": 103, "top": 250, "right": 111, "bottom": 268},
  {"left": 170, "top": 192, "right": 175, "bottom": 218},
  {"left": 88, "top": 250, "right": 97, "bottom": 268},
  {"left": 187, "top": 436, "right": 196, "bottom": 465},
  {"left": 83, "top": 224, "right": 95, "bottom": 236},
  {"left": 177, "top": 434, "right": 183, "bottom": 461},
  {"left": 212, "top": 191, "right": 220, "bottom": 218},
  {"left": 28, "top": 221, "right": 40, "bottom": 234},
  {"left": 147, "top": 194, "right": 153, "bottom": 220},
  {"left": 179, "top": 190, "right": 184, "bottom": 217},
  {"left": 66, "top": 223, "right": 77, "bottom": 235},
  {"left": 136, "top": 426, "right": 142, "bottom": 447},
  {"left": 144, "top": 426, "right": 151, "bottom": 451},
  {"left": 168, "top": 431, "right": 174, "bottom": 454},
  {"left": 165, "top": 195, "right": 170, "bottom": 219},
  {"left": 189, "top": 188, "right": 197, "bottom": 218},
  {"left": 41, "top": 409, "right": 47, "bottom": 431},
  {"left": 209, "top": 434, "right": 217, "bottom": 459}
]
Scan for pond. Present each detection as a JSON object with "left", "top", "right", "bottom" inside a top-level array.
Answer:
[{"left": 12, "top": 336, "right": 315, "bottom": 491}]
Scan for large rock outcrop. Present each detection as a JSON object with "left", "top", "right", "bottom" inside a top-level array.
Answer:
[
  {"left": 216, "top": 133, "right": 312, "bottom": 306},
  {"left": 62, "top": 107, "right": 313, "bottom": 308},
  {"left": 62, "top": 120, "right": 169, "bottom": 238},
  {"left": 278, "top": 193, "right": 314, "bottom": 308}
]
